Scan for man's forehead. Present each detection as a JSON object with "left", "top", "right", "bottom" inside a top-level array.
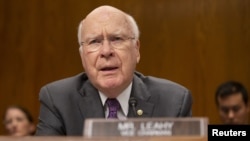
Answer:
[
  {"left": 82, "top": 7, "right": 125, "bottom": 29},
  {"left": 84, "top": 14, "right": 125, "bottom": 26},
  {"left": 218, "top": 93, "right": 244, "bottom": 105},
  {"left": 219, "top": 92, "right": 243, "bottom": 100},
  {"left": 81, "top": 10, "right": 130, "bottom": 37}
]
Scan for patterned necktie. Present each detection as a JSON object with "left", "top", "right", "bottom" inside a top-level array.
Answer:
[{"left": 106, "top": 98, "right": 120, "bottom": 119}]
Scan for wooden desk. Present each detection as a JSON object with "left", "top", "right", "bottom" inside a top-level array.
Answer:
[{"left": 0, "top": 136, "right": 207, "bottom": 141}]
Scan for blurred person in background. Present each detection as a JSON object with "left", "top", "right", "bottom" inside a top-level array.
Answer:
[
  {"left": 215, "top": 80, "right": 249, "bottom": 124},
  {"left": 3, "top": 105, "right": 36, "bottom": 136}
]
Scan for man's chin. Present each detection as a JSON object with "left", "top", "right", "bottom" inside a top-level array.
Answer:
[{"left": 101, "top": 83, "right": 120, "bottom": 89}]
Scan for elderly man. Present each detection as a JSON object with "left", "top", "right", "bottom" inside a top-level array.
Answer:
[{"left": 35, "top": 5, "right": 192, "bottom": 136}]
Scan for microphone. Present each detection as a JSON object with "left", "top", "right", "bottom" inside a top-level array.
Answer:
[{"left": 129, "top": 97, "right": 137, "bottom": 117}]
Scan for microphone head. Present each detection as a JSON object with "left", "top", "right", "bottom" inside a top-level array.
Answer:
[{"left": 129, "top": 97, "right": 137, "bottom": 106}]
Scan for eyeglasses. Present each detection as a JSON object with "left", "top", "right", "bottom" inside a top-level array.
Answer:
[{"left": 81, "top": 36, "right": 135, "bottom": 52}]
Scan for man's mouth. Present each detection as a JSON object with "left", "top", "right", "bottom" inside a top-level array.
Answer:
[{"left": 100, "top": 67, "right": 118, "bottom": 71}]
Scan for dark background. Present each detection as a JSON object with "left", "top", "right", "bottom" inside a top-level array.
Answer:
[{"left": 0, "top": 0, "right": 249, "bottom": 135}]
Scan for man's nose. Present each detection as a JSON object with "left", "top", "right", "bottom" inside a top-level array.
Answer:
[
  {"left": 228, "top": 110, "right": 235, "bottom": 119},
  {"left": 100, "top": 39, "right": 114, "bottom": 58}
]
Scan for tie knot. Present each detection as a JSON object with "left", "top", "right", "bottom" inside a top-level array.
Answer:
[{"left": 106, "top": 98, "right": 120, "bottom": 118}]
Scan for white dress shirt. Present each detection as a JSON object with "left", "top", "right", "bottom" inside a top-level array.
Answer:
[{"left": 99, "top": 82, "right": 132, "bottom": 120}]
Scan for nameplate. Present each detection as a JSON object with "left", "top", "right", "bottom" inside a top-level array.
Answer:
[{"left": 84, "top": 117, "right": 208, "bottom": 137}]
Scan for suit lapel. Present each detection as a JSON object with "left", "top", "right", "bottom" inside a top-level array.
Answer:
[
  {"left": 77, "top": 80, "right": 105, "bottom": 119},
  {"left": 128, "top": 74, "right": 155, "bottom": 118},
  {"left": 76, "top": 72, "right": 155, "bottom": 119}
]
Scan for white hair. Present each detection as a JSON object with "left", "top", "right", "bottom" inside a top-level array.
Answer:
[
  {"left": 77, "top": 20, "right": 83, "bottom": 45},
  {"left": 77, "top": 13, "right": 140, "bottom": 46},
  {"left": 127, "top": 14, "right": 140, "bottom": 39}
]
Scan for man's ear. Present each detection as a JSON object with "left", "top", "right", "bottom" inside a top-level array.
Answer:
[
  {"left": 136, "top": 40, "right": 140, "bottom": 63},
  {"left": 79, "top": 46, "right": 86, "bottom": 69},
  {"left": 247, "top": 102, "right": 250, "bottom": 112},
  {"left": 29, "top": 123, "right": 36, "bottom": 135},
  {"left": 79, "top": 46, "right": 83, "bottom": 58}
]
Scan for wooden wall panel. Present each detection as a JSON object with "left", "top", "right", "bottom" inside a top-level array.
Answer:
[{"left": 0, "top": 0, "right": 249, "bottom": 135}]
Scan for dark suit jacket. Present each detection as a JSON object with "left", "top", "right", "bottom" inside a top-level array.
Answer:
[{"left": 35, "top": 71, "right": 192, "bottom": 136}]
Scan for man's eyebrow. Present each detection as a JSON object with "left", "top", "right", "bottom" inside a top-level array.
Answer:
[{"left": 84, "top": 34, "right": 103, "bottom": 40}]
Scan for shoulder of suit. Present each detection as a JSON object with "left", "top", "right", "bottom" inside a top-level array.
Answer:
[
  {"left": 43, "top": 72, "right": 88, "bottom": 88},
  {"left": 134, "top": 71, "right": 189, "bottom": 91}
]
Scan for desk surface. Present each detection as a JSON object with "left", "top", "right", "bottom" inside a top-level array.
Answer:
[{"left": 0, "top": 136, "right": 207, "bottom": 141}]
